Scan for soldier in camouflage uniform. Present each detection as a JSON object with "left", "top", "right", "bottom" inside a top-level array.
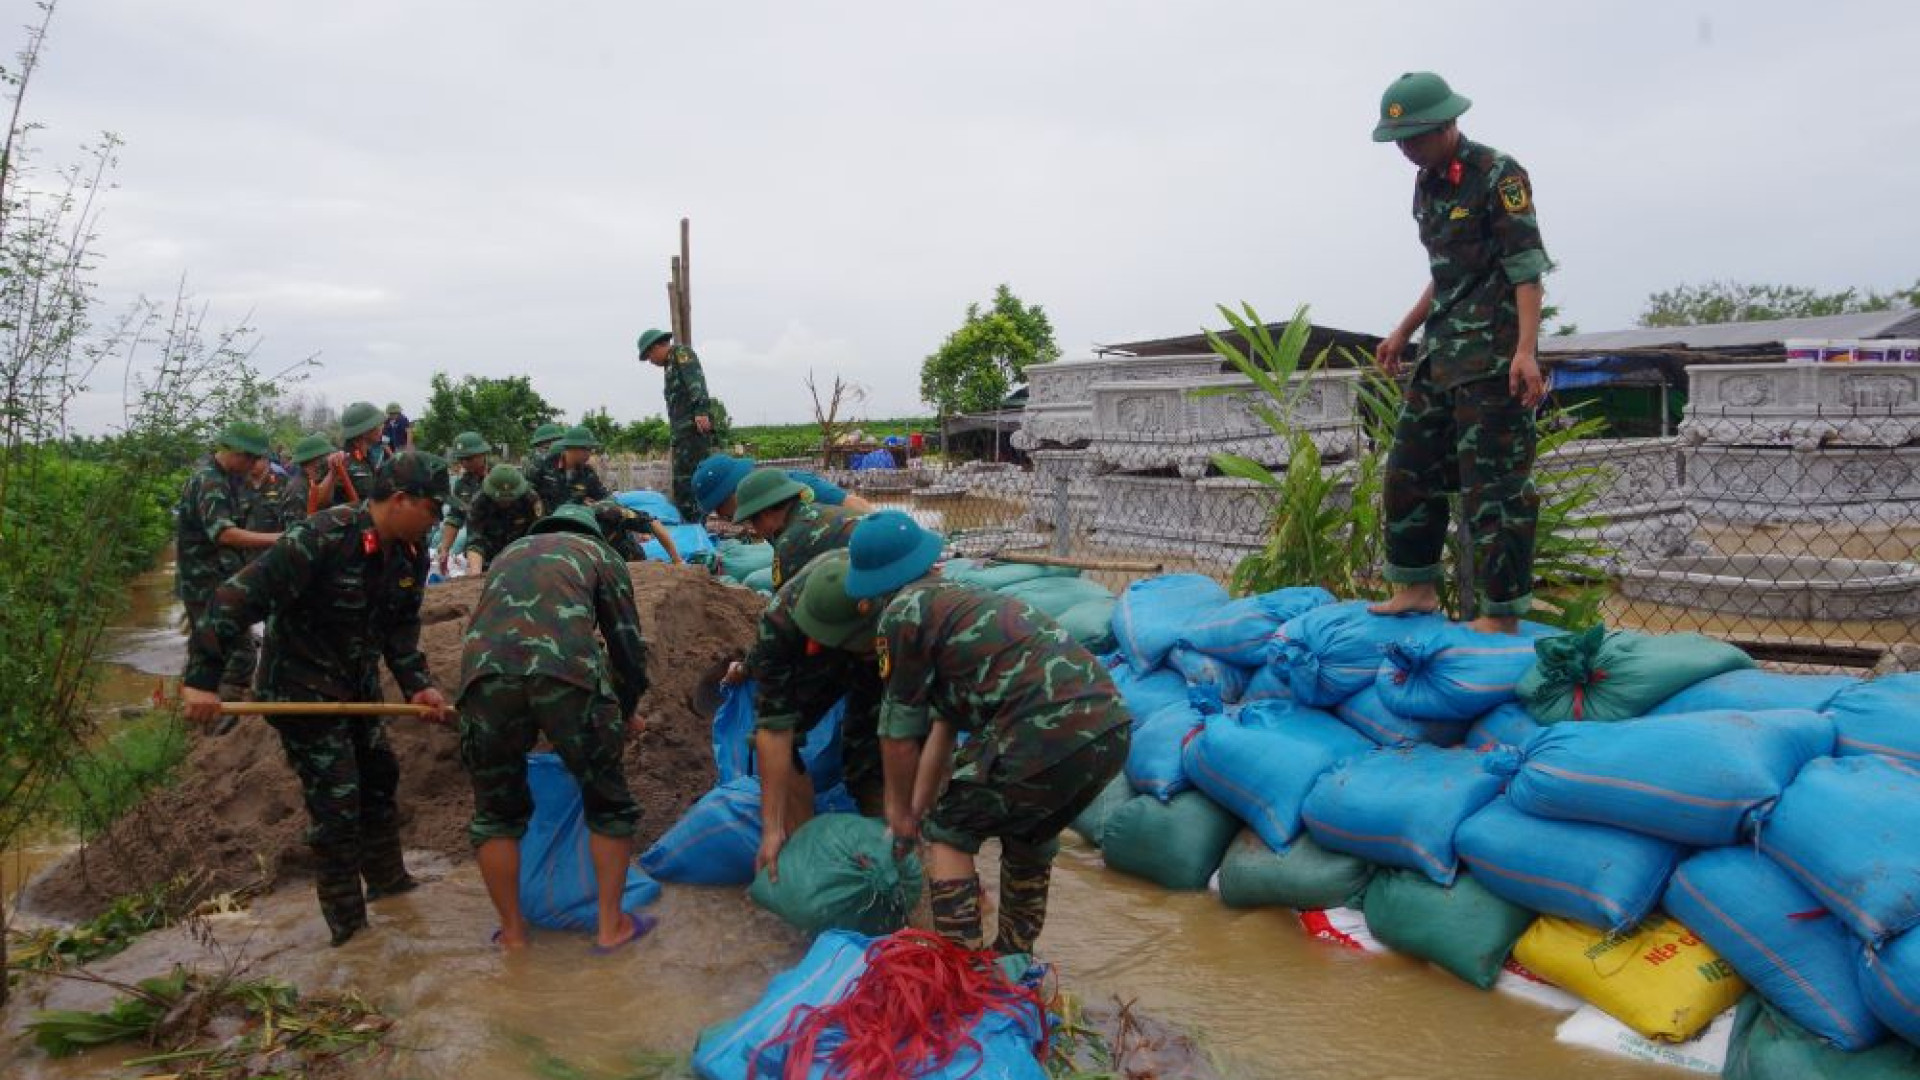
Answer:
[
  {"left": 175, "top": 423, "right": 284, "bottom": 704},
  {"left": 833, "top": 511, "right": 1129, "bottom": 955},
  {"left": 310, "top": 401, "right": 388, "bottom": 510},
  {"left": 434, "top": 431, "right": 492, "bottom": 575},
  {"left": 745, "top": 550, "right": 885, "bottom": 879},
  {"left": 462, "top": 465, "right": 543, "bottom": 573},
  {"left": 1368, "top": 72, "right": 1550, "bottom": 635},
  {"left": 279, "top": 433, "right": 335, "bottom": 525},
  {"left": 457, "top": 503, "right": 653, "bottom": 951},
  {"left": 637, "top": 328, "right": 713, "bottom": 522},
  {"left": 527, "top": 422, "right": 564, "bottom": 466},
  {"left": 528, "top": 425, "right": 610, "bottom": 510},
  {"left": 591, "top": 502, "right": 684, "bottom": 565},
  {"left": 731, "top": 467, "right": 863, "bottom": 590},
  {"left": 181, "top": 452, "right": 455, "bottom": 947}
]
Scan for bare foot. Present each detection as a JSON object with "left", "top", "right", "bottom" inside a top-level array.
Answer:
[
  {"left": 1466, "top": 615, "right": 1523, "bottom": 636},
  {"left": 493, "top": 919, "right": 532, "bottom": 951},
  {"left": 1368, "top": 584, "right": 1442, "bottom": 617}
]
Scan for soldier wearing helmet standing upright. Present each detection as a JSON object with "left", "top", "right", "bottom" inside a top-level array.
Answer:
[
  {"left": 636, "top": 328, "right": 713, "bottom": 522},
  {"left": 1365, "top": 72, "right": 1552, "bottom": 636}
]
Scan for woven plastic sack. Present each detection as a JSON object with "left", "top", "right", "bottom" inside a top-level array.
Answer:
[
  {"left": 1164, "top": 646, "right": 1249, "bottom": 704},
  {"left": 711, "top": 680, "right": 845, "bottom": 790},
  {"left": 1376, "top": 620, "right": 1558, "bottom": 723},
  {"left": 1176, "top": 586, "right": 1335, "bottom": 667},
  {"left": 1496, "top": 708, "right": 1834, "bottom": 847},
  {"left": 1758, "top": 755, "right": 1920, "bottom": 945},
  {"left": 1828, "top": 673, "right": 1920, "bottom": 765},
  {"left": 1182, "top": 706, "right": 1372, "bottom": 852},
  {"left": 641, "top": 777, "right": 856, "bottom": 886},
  {"left": 643, "top": 523, "right": 716, "bottom": 564},
  {"left": 1217, "top": 830, "right": 1374, "bottom": 911},
  {"left": 998, "top": 574, "right": 1112, "bottom": 620},
  {"left": 1860, "top": 930, "right": 1920, "bottom": 1049},
  {"left": 1055, "top": 597, "right": 1118, "bottom": 654},
  {"left": 944, "top": 560, "right": 1072, "bottom": 592},
  {"left": 520, "top": 754, "right": 662, "bottom": 932},
  {"left": 1111, "top": 574, "right": 1230, "bottom": 672},
  {"left": 1277, "top": 600, "right": 1448, "bottom": 707},
  {"left": 1239, "top": 660, "right": 1295, "bottom": 703},
  {"left": 749, "top": 814, "right": 923, "bottom": 936},
  {"left": 1648, "top": 669, "right": 1858, "bottom": 717},
  {"left": 1664, "top": 847, "right": 1885, "bottom": 1050},
  {"left": 1514, "top": 913, "right": 1748, "bottom": 1042},
  {"left": 1067, "top": 773, "right": 1133, "bottom": 848},
  {"left": 1724, "top": 996, "right": 1920, "bottom": 1080},
  {"left": 614, "top": 488, "right": 681, "bottom": 525},
  {"left": 743, "top": 567, "right": 775, "bottom": 593},
  {"left": 1363, "top": 868, "right": 1535, "bottom": 990},
  {"left": 1301, "top": 745, "right": 1504, "bottom": 885},
  {"left": 1517, "top": 625, "right": 1754, "bottom": 723},
  {"left": 1108, "top": 663, "right": 1191, "bottom": 727},
  {"left": 1123, "top": 701, "right": 1203, "bottom": 801},
  {"left": 1464, "top": 702, "right": 1541, "bottom": 753},
  {"left": 1336, "top": 684, "right": 1472, "bottom": 748},
  {"left": 1100, "top": 790, "right": 1240, "bottom": 891},
  {"left": 713, "top": 539, "right": 775, "bottom": 583},
  {"left": 1458, "top": 797, "right": 1680, "bottom": 933}
]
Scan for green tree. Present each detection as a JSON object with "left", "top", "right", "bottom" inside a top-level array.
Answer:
[
  {"left": 415, "top": 373, "right": 560, "bottom": 460},
  {"left": 920, "top": 284, "right": 1061, "bottom": 417},
  {"left": 1638, "top": 279, "right": 1920, "bottom": 327}
]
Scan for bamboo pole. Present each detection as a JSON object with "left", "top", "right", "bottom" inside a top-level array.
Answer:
[
  {"left": 217, "top": 702, "right": 436, "bottom": 718},
  {"left": 989, "top": 552, "right": 1164, "bottom": 573}
]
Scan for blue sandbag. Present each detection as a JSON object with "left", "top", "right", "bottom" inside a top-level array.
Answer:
[
  {"left": 615, "top": 488, "right": 682, "bottom": 525},
  {"left": 1109, "top": 663, "right": 1192, "bottom": 726},
  {"left": 1277, "top": 600, "right": 1448, "bottom": 707},
  {"left": 1828, "top": 673, "right": 1920, "bottom": 765},
  {"left": 1124, "top": 701, "right": 1202, "bottom": 801},
  {"left": 1165, "top": 646, "right": 1249, "bottom": 704},
  {"left": 521, "top": 754, "right": 661, "bottom": 931},
  {"left": 1111, "top": 574, "right": 1230, "bottom": 672},
  {"left": 1239, "top": 660, "right": 1295, "bottom": 703},
  {"left": 1665, "top": 846, "right": 1887, "bottom": 1051},
  {"left": 1301, "top": 744, "right": 1504, "bottom": 885},
  {"left": 1235, "top": 697, "right": 1339, "bottom": 730},
  {"left": 1182, "top": 707, "right": 1373, "bottom": 852},
  {"left": 1648, "top": 669, "right": 1858, "bottom": 717},
  {"left": 712, "top": 680, "right": 845, "bottom": 791},
  {"left": 1376, "top": 621, "right": 1558, "bottom": 722},
  {"left": 1497, "top": 708, "right": 1834, "bottom": 848},
  {"left": 1464, "top": 702, "right": 1541, "bottom": 753},
  {"left": 1335, "top": 684, "right": 1472, "bottom": 748},
  {"left": 1176, "top": 586, "right": 1335, "bottom": 667},
  {"left": 640, "top": 777, "right": 856, "bottom": 886},
  {"left": 1861, "top": 930, "right": 1920, "bottom": 1049},
  {"left": 1456, "top": 797, "right": 1680, "bottom": 933},
  {"left": 714, "top": 539, "right": 775, "bottom": 583},
  {"left": 1758, "top": 755, "right": 1920, "bottom": 945},
  {"left": 644, "top": 522, "right": 716, "bottom": 563}
]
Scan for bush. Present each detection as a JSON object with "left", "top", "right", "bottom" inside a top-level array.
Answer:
[{"left": 44, "top": 710, "right": 191, "bottom": 838}]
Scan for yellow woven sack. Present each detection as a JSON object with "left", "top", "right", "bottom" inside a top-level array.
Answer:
[{"left": 1513, "top": 913, "right": 1746, "bottom": 1042}]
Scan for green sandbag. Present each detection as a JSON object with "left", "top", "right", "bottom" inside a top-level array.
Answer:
[
  {"left": 1056, "top": 597, "right": 1118, "bottom": 654},
  {"left": 945, "top": 560, "right": 1078, "bottom": 591},
  {"left": 1517, "top": 624, "right": 1754, "bottom": 723},
  {"left": 1218, "top": 830, "right": 1375, "bottom": 911},
  {"left": 1068, "top": 774, "right": 1133, "bottom": 848},
  {"left": 1362, "top": 869, "right": 1534, "bottom": 990},
  {"left": 742, "top": 567, "right": 775, "bottom": 594},
  {"left": 714, "top": 539, "right": 775, "bottom": 583},
  {"left": 1101, "top": 791, "right": 1239, "bottom": 891},
  {"left": 1724, "top": 996, "right": 1920, "bottom": 1080},
  {"left": 748, "top": 814, "right": 922, "bottom": 936},
  {"left": 999, "top": 575, "right": 1112, "bottom": 617}
]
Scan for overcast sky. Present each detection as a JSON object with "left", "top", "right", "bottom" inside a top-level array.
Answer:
[{"left": 25, "top": 0, "right": 1920, "bottom": 433}]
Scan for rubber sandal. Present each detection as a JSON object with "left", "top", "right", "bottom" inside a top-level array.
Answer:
[{"left": 588, "top": 912, "right": 658, "bottom": 956}]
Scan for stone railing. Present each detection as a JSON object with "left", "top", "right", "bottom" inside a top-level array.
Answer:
[
  {"left": 1683, "top": 445, "right": 1920, "bottom": 524},
  {"left": 1016, "top": 354, "right": 1230, "bottom": 449},
  {"left": 1085, "top": 371, "right": 1361, "bottom": 476},
  {"left": 1682, "top": 362, "right": 1920, "bottom": 448}
]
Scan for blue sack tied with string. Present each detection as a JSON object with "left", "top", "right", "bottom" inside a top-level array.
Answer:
[
  {"left": 1181, "top": 705, "right": 1372, "bottom": 852},
  {"left": 1827, "top": 673, "right": 1920, "bottom": 765},
  {"left": 1111, "top": 574, "right": 1230, "bottom": 672},
  {"left": 1376, "top": 621, "right": 1559, "bottom": 723},
  {"left": 1336, "top": 684, "right": 1472, "bottom": 748},
  {"left": 1464, "top": 702, "right": 1540, "bottom": 753},
  {"left": 1301, "top": 744, "right": 1504, "bottom": 886},
  {"left": 1456, "top": 796, "right": 1680, "bottom": 933},
  {"left": 1648, "top": 668, "right": 1858, "bottom": 717},
  {"left": 1277, "top": 600, "right": 1447, "bottom": 707},
  {"left": 1757, "top": 754, "right": 1920, "bottom": 945},
  {"left": 1175, "top": 586, "right": 1335, "bottom": 667},
  {"left": 521, "top": 754, "right": 661, "bottom": 931},
  {"left": 1164, "top": 646, "right": 1249, "bottom": 704},
  {"left": 1124, "top": 699, "right": 1204, "bottom": 801}
]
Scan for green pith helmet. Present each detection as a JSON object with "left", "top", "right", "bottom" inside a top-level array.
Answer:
[
  {"left": 450, "top": 431, "right": 492, "bottom": 458},
  {"left": 530, "top": 422, "right": 565, "bottom": 449},
  {"left": 791, "top": 550, "right": 880, "bottom": 648},
  {"left": 217, "top": 421, "right": 271, "bottom": 457},
  {"left": 528, "top": 502, "right": 604, "bottom": 539},
  {"left": 731, "top": 467, "right": 808, "bottom": 522},
  {"left": 636, "top": 328, "right": 673, "bottom": 357},
  {"left": 556, "top": 424, "right": 601, "bottom": 450},
  {"left": 386, "top": 402, "right": 404, "bottom": 415},
  {"left": 483, "top": 464, "right": 529, "bottom": 500},
  {"left": 379, "top": 451, "right": 451, "bottom": 502},
  {"left": 340, "top": 401, "right": 385, "bottom": 439},
  {"left": 290, "top": 432, "right": 334, "bottom": 465},
  {"left": 1371, "top": 71, "right": 1472, "bottom": 143}
]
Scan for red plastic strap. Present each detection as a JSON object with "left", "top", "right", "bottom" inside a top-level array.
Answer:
[
  {"left": 1570, "top": 668, "right": 1609, "bottom": 721},
  {"left": 1787, "top": 908, "right": 1831, "bottom": 922}
]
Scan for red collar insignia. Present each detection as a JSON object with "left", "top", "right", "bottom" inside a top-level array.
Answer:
[{"left": 1446, "top": 160, "right": 1463, "bottom": 185}]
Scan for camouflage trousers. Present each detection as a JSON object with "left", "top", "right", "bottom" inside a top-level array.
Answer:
[
  {"left": 265, "top": 706, "right": 402, "bottom": 850},
  {"left": 922, "top": 724, "right": 1129, "bottom": 856},
  {"left": 1382, "top": 363, "right": 1540, "bottom": 617},
  {"left": 670, "top": 429, "right": 713, "bottom": 522},
  {"left": 183, "top": 600, "right": 258, "bottom": 697},
  {"left": 458, "top": 674, "right": 637, "bottom": 845}
]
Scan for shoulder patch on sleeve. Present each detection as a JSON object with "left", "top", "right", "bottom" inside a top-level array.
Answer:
[
  {"left": 875, "top": 637, "right": 890, "bottom": 680},
  {"left": 1498, "top": 174, "right": 1531, "bottom": 213}
]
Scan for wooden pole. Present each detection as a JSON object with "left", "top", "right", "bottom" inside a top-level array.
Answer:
[
  {"left": 991, "top": 551, "right": 1164, "bottom": 573},
  {"left": 217, "top": 702, "right": 436, "bottom": 718},
  {"left": 678, "top": 217, "right": 692, "bottom": 347},
  {"left": 669, "top": 258, "right": 686, "bottom": 345}
]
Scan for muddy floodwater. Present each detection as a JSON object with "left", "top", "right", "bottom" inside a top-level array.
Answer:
[{"left": 2, "top": 553, "right": 1691, "bottom": 1080}]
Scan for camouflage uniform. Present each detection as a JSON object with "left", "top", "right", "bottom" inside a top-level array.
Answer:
[
  {"left": 175, "top": 457, "right": 256, "bottom": 698},
  {"left": 526, "top": 449, "right": 609, "bottom": 510},
  {"left": 591, "top": 503, "right": 660, "bottom": 563},
  {"left": 457, "top": 532, "right": 648, "bottom": 843},
  {"left": 320, "top": 449, "right": 381, "bottom": 509},
  {"left": 746, "top": 558, "right": 883, "bottom": 801},
  {"left": 278, "top": 469, "right": 318, "bottom": 526},
  {"left": 182, "top": 501, "right": 436, "bottom": 946},
  {"left": 444, "top": 469, "right": 485, "bottom": 535},
  {"left": 875, "top": 579, "right": 1129, "bottom": 953},
  {"left": 1383, "top": 136, "right": 1551, "bottom": 617},
  {"left": 769, "top": 501, "right": 860, "bottom": 591},
  {"left": 663, "top": 344, "right": 714, "bottom": 521},
  {"left": 464, "top": 490, "right": 543, "bottom": 565}
]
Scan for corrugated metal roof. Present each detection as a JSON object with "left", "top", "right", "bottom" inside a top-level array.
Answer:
[{"left": 1542, "top": 309, "right": 1920, "bottom": 354}]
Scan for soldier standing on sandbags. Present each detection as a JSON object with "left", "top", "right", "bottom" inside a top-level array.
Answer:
[
  {"left": 830, "top": 510, "right": 1130, "bottom": 955},
  {"left": 456, "top": 503, "right": 654, "bottom": 952},
  {"left": 730, "top": 467, "right": 863, "bottom": 590},
  {"left": 180, "top": 452, "right": 455, "bottom": 947},
  {"left": 636, "top": 328, "right": 713, "bottom": 522},
  {"left": 278, "top": 433, "right": 335, "bottom": 523},
  {"left": 1365, "top": 72, "right": 1552, "bottom": 635},
  {"left": 434, "top": 431, "right": 493, "bottom": 576},
  {"left": 175, "top": 422, "right": 284, "bottom": 706},
  {"left": 461, "top": 465, "right": 542, "bottom": 574},
  {"left": 310, "top": 401, "right": 389, "bottom": 510}
]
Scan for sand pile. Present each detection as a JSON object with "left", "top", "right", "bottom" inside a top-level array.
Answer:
[{"left": 28, "top": 561, "right": 766, "bottom": 920}]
